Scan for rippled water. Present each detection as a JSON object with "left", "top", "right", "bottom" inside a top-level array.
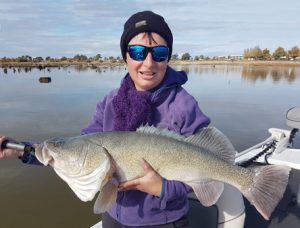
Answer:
[{"left": 0, "top": 64, "right": 300, "bottom": 227}]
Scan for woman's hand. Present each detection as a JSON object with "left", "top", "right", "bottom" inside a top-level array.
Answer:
[
  {"left": 0, "top": 135, "right": 23, "bottom": 160},
  {"left": 118, "top": 159, "right": 163, "bottom": 197}
]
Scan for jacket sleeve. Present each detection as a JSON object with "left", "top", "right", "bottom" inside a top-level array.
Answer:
[
  {"left": 159, "top": 179, "right": 193, "bottom": 209},
  {"left": 19, "top": 141, "right": 43, "bottom": 165},
  {"left": 20, "top": 152, "right": 43, "bottom": 165}
]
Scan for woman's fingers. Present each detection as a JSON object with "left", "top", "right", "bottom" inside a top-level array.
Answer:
[{"left": 118, "top": 159, "right": 163, "bottom": 196}]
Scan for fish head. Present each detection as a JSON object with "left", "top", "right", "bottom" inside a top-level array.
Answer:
[
  {"left": 35, "top": 134, "right": 115, "bottom": 202},
  {"left": 35, "top": 135, "right": 107, "bottom": 176}
]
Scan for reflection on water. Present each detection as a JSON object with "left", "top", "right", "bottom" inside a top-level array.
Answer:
[
  {"left": 1, "top": 64, "right": 300, "bottom": 149},
  {"left": 241, "top": 66, "right": 299, "bottom": 83},
  {"left": 171, "top": 64, "right": 300, "bottom": 84},
  {"left": 2, "top": 64, "right": 127, "bottom": 75},
  {"left": 1, "top": 64, "right": 300, "bottom": 228}
]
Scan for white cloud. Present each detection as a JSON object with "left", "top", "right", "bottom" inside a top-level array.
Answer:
[{"left": 1, "top": 0, "right": 300, "bottom": 57}]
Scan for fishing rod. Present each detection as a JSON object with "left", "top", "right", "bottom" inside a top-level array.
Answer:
[{"left": 1, "top": 140, "right": 35, "bottom": 153}]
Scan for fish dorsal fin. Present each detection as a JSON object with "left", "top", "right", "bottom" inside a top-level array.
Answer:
[
  {"left": 137, "top": 125, "right": 236, "bottom": 164},
  {"left": 185, "top": 127, "right": 236, "bottom": 164},
  {"left": 136, "top": 125, "right": 185, "bottom": 141}
]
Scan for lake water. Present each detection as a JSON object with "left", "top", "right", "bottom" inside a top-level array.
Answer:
[{"left": 0, "top": 64, "right": 300, "bottom": 227}]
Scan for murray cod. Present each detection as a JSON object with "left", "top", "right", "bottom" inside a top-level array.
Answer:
[{"left": 34, "top": 126, "right": 290, "bottom": 220}]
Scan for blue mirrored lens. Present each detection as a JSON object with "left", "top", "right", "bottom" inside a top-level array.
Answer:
[
  {"left": 128, "top": 45, "right": 168, "bottom": 62},
  {"left": 128, "top": 46, "right": 146, "bottom": 61},
  {"left": 152, "top": 46, "right": 168, "bottom": 62}
]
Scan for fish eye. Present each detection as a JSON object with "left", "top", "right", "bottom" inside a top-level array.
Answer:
[
  {"left": 49, "top": 138, "right": 65, "bottom": 148},
  {"left": 53, "top": 141, "right": 61, "bottom": 147}
]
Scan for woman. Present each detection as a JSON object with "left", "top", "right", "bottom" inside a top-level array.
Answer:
[
  {"left": 0, "top": 11, "right": 210, "bottom": 228},
  {"left": 81, "top": 10, "right": 210, "bottom": 228}
]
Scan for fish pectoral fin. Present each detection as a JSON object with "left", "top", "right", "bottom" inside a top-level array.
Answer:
[
  {"left": 93, "top": 177, "right": 118, "bottom": 214},
  {"left": 189, "top": 180, "right": 224, "bottom": 207},
  {"left": 52, "top": 151, "right": 113, "bottom": 202}
]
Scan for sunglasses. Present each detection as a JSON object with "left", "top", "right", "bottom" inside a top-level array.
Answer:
[{"left": 127, "top": 45, "right": 169, "bottom": 62}]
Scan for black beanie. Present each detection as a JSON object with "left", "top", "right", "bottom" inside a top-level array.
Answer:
[{"left": 120, "top": 11, "right": 173, "bottom": 62}]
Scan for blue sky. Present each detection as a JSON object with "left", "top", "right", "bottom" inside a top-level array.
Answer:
[{"left": 0, "top": 0, "right": 299, "bottom": 58}]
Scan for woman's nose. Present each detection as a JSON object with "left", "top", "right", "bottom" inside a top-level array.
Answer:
[{"left": 143, "top": 52, "right": 154, "bottom": 66}]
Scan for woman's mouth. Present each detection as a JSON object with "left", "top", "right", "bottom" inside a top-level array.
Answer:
[{"left": 139, "top": 71, "right": 156, "bottom": 79}]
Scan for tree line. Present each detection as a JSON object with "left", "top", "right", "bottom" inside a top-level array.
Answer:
[
  {"left": 0, "top": 54, "right": 122, "bottom": 63},
  {"left": 1, "top": 46, "right": 300, "bottom": 62},
  {"left": 243, "top": 46, "right": 300, "bottom": 60}
]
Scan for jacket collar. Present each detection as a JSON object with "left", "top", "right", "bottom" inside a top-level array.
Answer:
[{"left": 150, "top": 66, "right": 187, "bottom": 103}]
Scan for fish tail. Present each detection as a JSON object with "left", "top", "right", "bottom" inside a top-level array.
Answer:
[{"left": 242, "top": 165, "right": 291, "bottom": 220}]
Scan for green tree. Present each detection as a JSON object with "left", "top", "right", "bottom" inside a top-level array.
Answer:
[
  {"left": 272, "top": 47, "right": 287, "bottom": 60},
  {"left": 17, "top": 56, "right": 28, "bottom": 62},
  {"left": 73, "top": 54, "right": 80, "bottom": 61},
  {"left": 244, "top": 46, "right": 264, "bottom": 59},
  {"left": 288, "top": 46, "right": 300, "bottom": 59},
  {"left": 25, "top": 55, "right": 32, "bottom": 61},
  {"left": 33, "top": 56, "right": 44, "bottom": 62},
  {"left": 73, "top": 54, "right": 88, "bottom": 61},
  {"left": 94, "top": 54, "right": 102, "bottom": 61},
  {"left": 171, "top": 53, "right": 178, "bottom": 60},
  {"left": 253, "top": 46, "right": 263, "bottom": 59},
  {"left": 109, "top": 56, "right": 116, "bottom": 63},
  {"left": 262, "top": 48, "right": 271, "bottom": 60},
  {"left": 81, "top": 55, "right": 88, "bottom": 61},
  {"left": 181, "top": 52, "right": 191, "bottom": 60},
  {"left": 243, "top": 48, "right": 250, "bottom": 59}
]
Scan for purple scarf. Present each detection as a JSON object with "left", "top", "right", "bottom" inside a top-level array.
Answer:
[{"left": 112, "top": 75, "right": 152, "bottom": 131}]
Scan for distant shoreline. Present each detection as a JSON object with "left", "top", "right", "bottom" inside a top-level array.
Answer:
[
  {"left": 171, "top": 60, "right": 300, "bottom": 66},
  {"left": 1, "top": 60, "right": 300, "bottom": 68}
]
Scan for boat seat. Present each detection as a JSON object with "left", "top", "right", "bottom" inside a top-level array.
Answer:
[
  {"left": 286, "top": 107, "right": 300, "bottom": 129},
  {"left": 188, "top": 198, "right": 218, "bottom": 228},
  {"left": 188, "top": 184, "right": 245, "bottom": 228}
]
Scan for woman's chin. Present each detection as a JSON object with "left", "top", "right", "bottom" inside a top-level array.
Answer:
[{"left": 135, "top": 81, "right": 157, "bottom": 91}]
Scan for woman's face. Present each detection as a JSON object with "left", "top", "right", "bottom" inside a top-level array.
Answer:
[{"left": 126, "top": 32, "right": 168, "bottom": 91}]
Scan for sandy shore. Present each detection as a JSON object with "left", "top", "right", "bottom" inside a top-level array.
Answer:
[{"left": 1, "top": 60, "right": 300, "bottom": 68}]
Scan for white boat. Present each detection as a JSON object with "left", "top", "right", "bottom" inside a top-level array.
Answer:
[{"left": 92, "top": 107, "right": 300, "bottom": 228}]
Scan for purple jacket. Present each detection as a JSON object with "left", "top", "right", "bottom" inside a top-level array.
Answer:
[{"left": 81, "top": 66, "right": 210, "bottom": 226}]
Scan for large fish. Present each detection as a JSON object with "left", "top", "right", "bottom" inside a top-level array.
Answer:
[{"left": 34, "top": 126, "right": 290, "bottom": 220}]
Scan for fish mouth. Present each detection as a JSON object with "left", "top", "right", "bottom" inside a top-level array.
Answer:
[{"left": 34, "top": 143, "right": 54, "bottom": 166}]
